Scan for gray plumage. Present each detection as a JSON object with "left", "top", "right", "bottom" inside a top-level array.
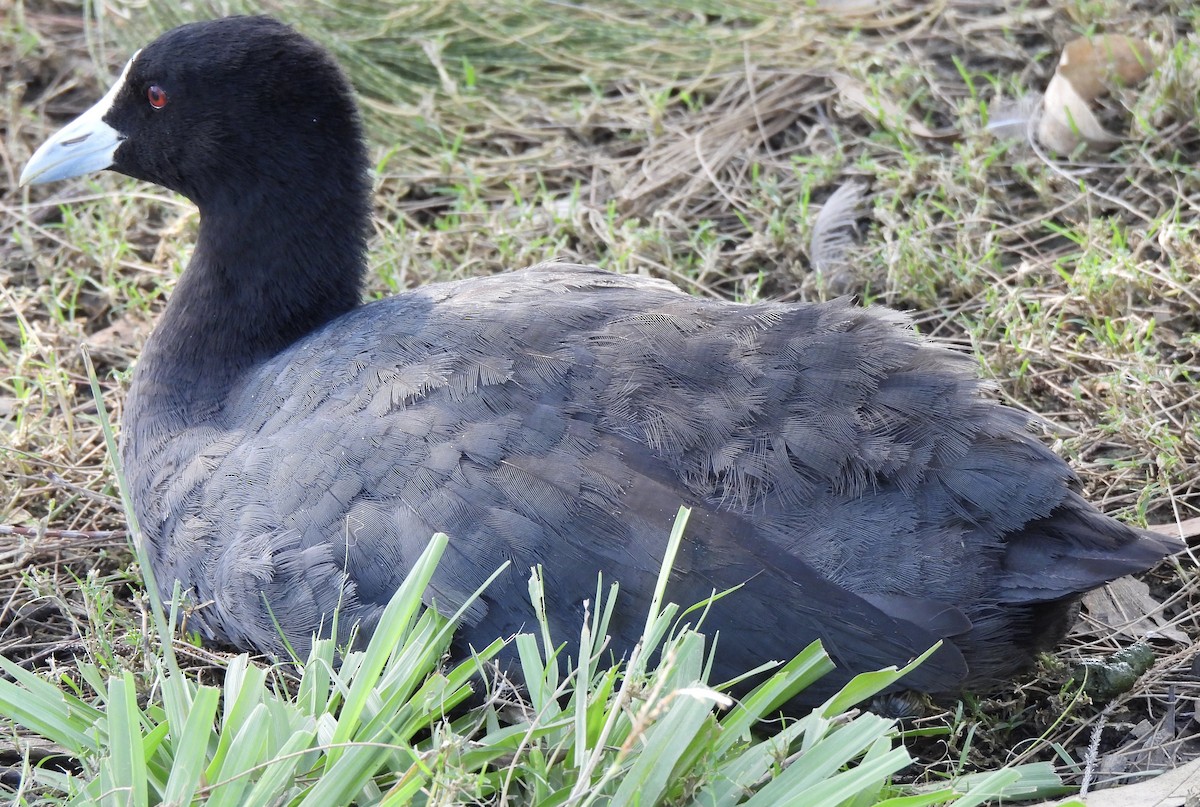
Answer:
[{"left": 127, "top": 262, "right": 1169, "bottom": 703}]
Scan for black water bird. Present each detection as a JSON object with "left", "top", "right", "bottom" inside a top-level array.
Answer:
[{"left": 21, "top": 15, "right": 1178, "bottom": 707}]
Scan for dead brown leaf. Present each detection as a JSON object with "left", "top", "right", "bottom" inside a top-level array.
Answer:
[
  {"left": 1081, "top": 576, "right": 1188, "bottom": 644},
  {"left": 1030, "top": 755, "right": 1200, "bottom": 807},
  {"left": 1037, "top": 35, "right": 1156, "bottom": 154},
  {"left": 1150, "top": 518, "right": 1200, "bottom": 542},
  {"left": 831, "top": 72, "right": 949, "bottom": 139},
  {"left": 86, "top": 314, "right": 150, "bottom": 360}
]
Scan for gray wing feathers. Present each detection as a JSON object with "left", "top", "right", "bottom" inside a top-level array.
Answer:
[{"left": 129, "top": 264, "right": 1168, "bottom": 701}]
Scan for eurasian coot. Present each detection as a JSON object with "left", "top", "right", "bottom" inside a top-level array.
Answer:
[{"left": 21, "top": 15, "right": 1177, "bottom": 706}]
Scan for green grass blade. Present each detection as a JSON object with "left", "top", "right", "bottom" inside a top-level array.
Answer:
[
  {"left": 610, "top": 689, "right": 717, "bottom": 807},
  {"left": 943, "top": 769, "right": 1021, "bottom": 807},
  {"left": 104, "top": 671, "right": 148, "bottom": 807},
  {"left": 205, "top": 655, "right": 268, "bottom": 783},
  {"left": 745, "top": 713, "right": 898, "bottom": 805},
  {"left": 785, "top": 747, "right": 914, "bottom": 806},
  {"left": 845, "top": 735, "right": 905, "bottom": 807},
  {"left": 572, "top": 611, "right": 593, "bottom": 770},
  {"left": 715, "top": 639, "right": 833, "bottom": 754},
  {"left": 159, "top": 665, "right": 198, "bottom": 757},
  {"left": 0, "top": 658, "right": 100, "bottom": 756},
  {"left": 820, "top": 642, "right": 942, "bottom": 716},
  {"left": 297, "top": 638, "right": 337, "bottom": 716},
  {"left": 516, "top": 631, "right": 560, "bottom": 718},
  {"left": 300, "top": 743, "right": 418, "bottom": 806},
  {"left": 638, "top": 506, "right": 691, "bottom": 660},
  {"left": 873, "top": 792, "right": 958, "bottom": 806},
  {"left": 528, "top": 564, "right": 560, "bottom": 695},
  {"left": 328, "top": 532, "right": 449, "bottom": 765},
  {"left": 206, "top": 705, "right": 272, "bottom": 807},
  {"left": 939, "top": 763, "right": 1072, "bottom": 806},
  {"left": 377, "top": 768, "right": 427, "bottom": 807},
  {"left": 370, "top": 557, "right": 509, "bottom": 714},
  {"left": 140, "top": 721, "right": 172, "bottom": 796},
  {"left": 161, "top": 684, "right": 220, "bottom": 806},
  {"left": 240, "top": 727, "right": 318, "bottom": 805},
  {"left": 83, "top": 349, "right": 180, "bottom": 676},
  {"left": 692, "top": 721, "right": 806, "bottom": 807}
]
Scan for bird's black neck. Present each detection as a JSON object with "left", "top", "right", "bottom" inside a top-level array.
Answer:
[{"left": 127, "top": 184, "right": 368, "bottom": 433}]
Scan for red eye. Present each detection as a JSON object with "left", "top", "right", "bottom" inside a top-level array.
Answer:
[{"left": 147, "top": 85, "right": 168, "bottom": 109}]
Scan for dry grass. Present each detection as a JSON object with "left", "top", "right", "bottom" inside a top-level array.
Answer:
[{"left": 3, "top": 0, "right": 1199, "bottom": 797}]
